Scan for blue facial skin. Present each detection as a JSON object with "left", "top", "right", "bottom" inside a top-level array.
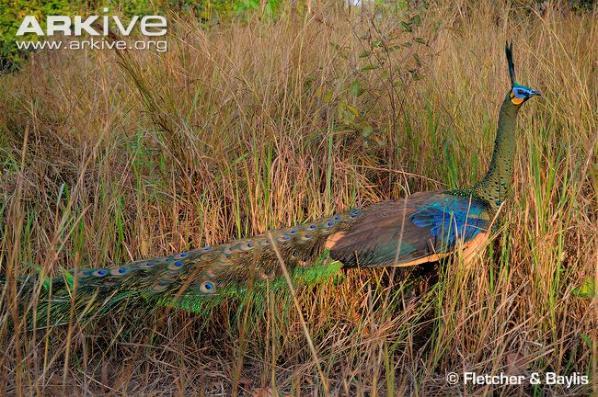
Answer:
[{"left": 512, "top": 84, "right": 541, "bottom": 100}]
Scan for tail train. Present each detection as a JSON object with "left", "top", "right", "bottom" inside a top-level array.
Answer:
[
  {"left": 7, "top": 208, "right": 364, "bottom": 323},
  {"left": 76, "top": 207, "right": 363, "bottom": 297}
]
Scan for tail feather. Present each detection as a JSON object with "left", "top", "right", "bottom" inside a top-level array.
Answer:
[{"left": 21, "top": 208, "right": 363, "bottom": 320}]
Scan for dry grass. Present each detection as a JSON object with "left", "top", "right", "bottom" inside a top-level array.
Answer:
[{"left": 0, "top": 1, "right": 595, "bottom": 395}]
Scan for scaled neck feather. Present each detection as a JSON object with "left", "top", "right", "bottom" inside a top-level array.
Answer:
[{"left": 471, "top": 92, "right": 520, "bottom": 211}]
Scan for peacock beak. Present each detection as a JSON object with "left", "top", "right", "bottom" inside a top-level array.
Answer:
[{"left": 529, "top": 89, "right": 542, "bottom": 97}]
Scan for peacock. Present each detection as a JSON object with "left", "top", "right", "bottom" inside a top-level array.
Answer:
[{"left": 11, "top": 43, "right": 540, "bottom": 320}]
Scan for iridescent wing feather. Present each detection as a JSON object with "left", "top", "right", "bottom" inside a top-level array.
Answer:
[{"left": 327, "top": 191, "right": 491, "bottom": 267}]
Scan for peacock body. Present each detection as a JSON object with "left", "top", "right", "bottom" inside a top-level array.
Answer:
[{"left": 12, "top": 43, "right": 540, "bottom": 318}]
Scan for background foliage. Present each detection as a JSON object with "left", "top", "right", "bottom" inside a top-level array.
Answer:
[{"left": 0, "top": 0, "right": 595, "bottom": 395}]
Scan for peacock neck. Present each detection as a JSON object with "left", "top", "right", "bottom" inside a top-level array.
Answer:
[{"left": 471, "top": 93, "right": 520, "bottom": 211}]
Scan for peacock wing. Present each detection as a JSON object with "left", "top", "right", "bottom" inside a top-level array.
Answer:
[{"left": 326, "top": 191, "right": 491, "bottom": 267}]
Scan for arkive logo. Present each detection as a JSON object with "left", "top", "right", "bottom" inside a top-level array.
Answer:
[{"left": 16, "top": 8, "right": 167, "bottom": 37}]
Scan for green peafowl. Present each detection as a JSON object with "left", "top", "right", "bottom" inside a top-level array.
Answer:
[{"left": 12, "top": 43, "right": 540, "bottom": 318}]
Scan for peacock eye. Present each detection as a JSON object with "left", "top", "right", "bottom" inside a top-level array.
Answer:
[
  {"left": 239, "top": 240, "right": 255, "bottom": 251},
  {"left": 200, "top": 281, "right": 216, "bottom": 294},
  {"left": 109, "top": 266, "right": 130, "bottom": 276},
  {"left": 278, "top": 234, "right": 291, "bottom": 242}
]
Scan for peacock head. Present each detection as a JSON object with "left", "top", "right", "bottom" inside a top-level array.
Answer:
[{"left": 505, "top": 42, "right": 541, "bottom": 106}]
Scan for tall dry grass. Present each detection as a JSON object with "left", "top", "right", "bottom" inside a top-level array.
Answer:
[{"left": 0, "top": 1, "right": 595, "bottom": 395}]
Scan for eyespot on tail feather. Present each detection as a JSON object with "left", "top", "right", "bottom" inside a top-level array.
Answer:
[{"left": 156, "top": 255, "right": 345, "bottom": 314}]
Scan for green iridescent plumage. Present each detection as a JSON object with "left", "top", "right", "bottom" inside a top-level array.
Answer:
[
  {"left": 157, "top": 258, "right": 344, "bottom": 315},
  {"left": 470, "top": 94, "right": 519, "bottom": 211}
]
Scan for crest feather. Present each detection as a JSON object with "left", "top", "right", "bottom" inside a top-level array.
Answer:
[{"left": 505, "top": 41, "right": 516, "bottom": 87}]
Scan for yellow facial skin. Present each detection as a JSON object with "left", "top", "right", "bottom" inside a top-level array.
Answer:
[{"left": 510, "top": 91, "right": 525, "bottom": 105}]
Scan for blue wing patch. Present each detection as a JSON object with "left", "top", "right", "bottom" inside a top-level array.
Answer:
[{"left": 410, "top": 196, "right": 488, "bottom": 249}]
